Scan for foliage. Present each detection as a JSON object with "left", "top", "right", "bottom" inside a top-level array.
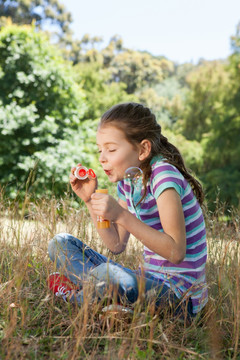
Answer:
[
  {"left": 178, "top": 55, "right": 240, "bottom": 208},
  {"left": 0, "top": 0, "right": 72, "bottom": 39},
  {"left": 109, "top": 49, "right": 174, "bottom": 94},
  {"left": 0, "top": 24, "right": 87, "bottom": 198},
  {"left": 74, "top": 60, "right": 136, "bottom": 120},
  {"left": 0, "top": 5, "right": 239, "bottom": 210},
  {"left": 163, "top": 127, "right": 204, "bottom": 173},
  {"left": 180, "top": 60, "right": 231, "bottom": 141},
  {"left": 137, "top": 77, "right": 186, "bottom": 128}
]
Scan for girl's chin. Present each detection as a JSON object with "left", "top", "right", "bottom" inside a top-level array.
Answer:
[{"left": 107, "top": 174, "right": 123, "bottom": 183}]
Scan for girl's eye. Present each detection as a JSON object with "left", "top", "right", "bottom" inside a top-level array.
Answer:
[{"left": 109, "top": 149, "right": 116, "bottom": 152}]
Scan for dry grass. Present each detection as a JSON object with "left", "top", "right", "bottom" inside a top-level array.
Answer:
[{"left": 0, "top": 195, "right": 239, "bottom": 359}]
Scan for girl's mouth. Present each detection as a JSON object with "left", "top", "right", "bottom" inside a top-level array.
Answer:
[{"left": 104, "top": 170, "right": 112, "bottom": 176}]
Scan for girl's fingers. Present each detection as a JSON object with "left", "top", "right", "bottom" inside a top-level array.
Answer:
[
  {"left": 71, "top": 163, "right": 82, "bottom": 175},
  {"left": 71, "top": 167, "right": 76, "bottom": 175}
]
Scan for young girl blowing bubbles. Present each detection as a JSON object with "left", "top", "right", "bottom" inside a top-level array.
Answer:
[{"left": 48, "top": 102, "right": 208, "bottom": 319}]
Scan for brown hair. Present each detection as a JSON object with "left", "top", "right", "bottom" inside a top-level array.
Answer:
[{"left": 100, "top": 102, "right": 204, "bottom": 205}]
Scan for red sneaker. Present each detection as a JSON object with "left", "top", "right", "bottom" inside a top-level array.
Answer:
[{"left": 47, "top": 272, "right": 78, "bottom": 302}]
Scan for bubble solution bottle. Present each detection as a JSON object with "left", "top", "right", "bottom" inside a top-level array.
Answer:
[{"left": 95, "top": 189, "right": 110, "bottom": 229}]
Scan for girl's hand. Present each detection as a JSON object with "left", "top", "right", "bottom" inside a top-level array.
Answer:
[
  {"left": 70, "top": 164, "right": 97, "bottom": 203},
  {"left": 91, "top": 192, "right": 124, "bottom": 223}
]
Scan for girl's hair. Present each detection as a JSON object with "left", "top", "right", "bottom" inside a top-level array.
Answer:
[{"left": 100, "top": 102, "right": 204, "bottom": 205}]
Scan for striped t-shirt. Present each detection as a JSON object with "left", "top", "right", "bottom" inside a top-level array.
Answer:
[{"left": 117, "top": 155, "right": 208, "bottom": 313}]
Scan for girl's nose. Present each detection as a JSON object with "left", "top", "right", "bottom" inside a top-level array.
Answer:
[{"left": 99, "top": 152, "right": 106, "bottom": 163}]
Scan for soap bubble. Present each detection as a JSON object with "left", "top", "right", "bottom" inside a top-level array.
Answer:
[
  {"left": 124, "top": 167, "right": 143, "bottom": 192},
  {"left": 124, "top": 167, "right": 143, "bottom": 184},
  {"left": 124, "top": 167, "right": 143, "bottom": 207}
]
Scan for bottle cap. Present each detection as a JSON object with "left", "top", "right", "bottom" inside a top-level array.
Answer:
[
  {"left": 74, "top": 166, "right": 88, "bottom": 180},
  {"left": 96, "top": 189, "right": 108, "bottom": 194}
]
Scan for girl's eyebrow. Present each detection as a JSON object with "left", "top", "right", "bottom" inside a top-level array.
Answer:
[{"left": 97, "top": 141, "right": 118, "bottom": 146}]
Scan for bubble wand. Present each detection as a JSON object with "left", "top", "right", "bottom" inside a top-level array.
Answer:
[{"left": 74, "top": 165, "right": 96, "bottom": 180}]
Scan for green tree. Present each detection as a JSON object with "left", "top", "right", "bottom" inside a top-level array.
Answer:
[
  {"left": 178, "top": 51, "right": 240, "bottom": 208},
  {"left": 201, "top": 27, "right": 240, "bottom": 209},
  {"left": 109, "top": 50, "right": 174, "bottom": 94},
  {"left": 0, "top": 0, "right": 72, "bottom": 37},
  {"left": 180, "top": 60, "right": 231, "bottom": 142},
  {"left": 137, "top": 76, "right": 186, "bottom": 128},
  {"left": 0, "top": 24, "right": 87, "bottom": 198},
  {"left": 0, "top": 0, "right": 79, "bottom": 64},
  {"left": 74, "top": 60, "right": 136, "bottom": 120}
]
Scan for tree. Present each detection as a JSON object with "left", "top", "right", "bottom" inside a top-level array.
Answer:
[
  {"left": 180, "top": 60, "right": 231, "bottom": 141},
  {"left": 74, "top": 60, "right": 136, "bottom": 120},
  {"left": 0, "top": 0, "right": 72, "bottom": 38},
  {"left": 109, "top": 50, "right": 174, "bottom": 94},
  {"left": 0, "top": 0, "right": 79, "bottom": 64},
  {"left": 201, "top": 28, "right": 240, "bottom": 209},
  {"left": 0, "top": 24, "right": 87, "bottom": 198},
  {"left": 178, "top": 54, "right": 240, "bottom": 209}
]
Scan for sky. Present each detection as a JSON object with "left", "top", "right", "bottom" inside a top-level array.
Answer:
[{"left": 59, "top": 0, "right": 240, "bottom": 64}]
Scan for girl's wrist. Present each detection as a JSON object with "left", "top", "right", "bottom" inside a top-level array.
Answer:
[
  {"left": 85, "top": 198, "right": 92, "bottom": 206},
  {"left": 115, "top": 207, "right": 128, "bottom": 225}
]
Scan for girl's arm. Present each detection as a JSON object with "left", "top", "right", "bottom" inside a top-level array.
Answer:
[
  {"left": 69, "top": 168, "right": 130, "bottom": 253},
  {"left": 85, "top": 198, "right": 130, "bottom": 254},
  {"left": 91, "top": 188, "right": 186, "bottom": 264}
]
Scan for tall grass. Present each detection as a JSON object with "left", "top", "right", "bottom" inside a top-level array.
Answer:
[{"left": 0, "top": 194, "right": 239, "bottom": 359}]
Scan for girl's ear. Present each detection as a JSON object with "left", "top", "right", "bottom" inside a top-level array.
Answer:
[{"left": 139, "top": 139, "right": 152, "bottom": 161}]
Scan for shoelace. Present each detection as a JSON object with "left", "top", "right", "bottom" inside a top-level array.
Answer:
[{"left": 55, "top": 285, "right": 71, "bottom": 299}]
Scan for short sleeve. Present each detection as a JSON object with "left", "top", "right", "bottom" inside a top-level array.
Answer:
[
  {"left": 150, "top": 162, "right": 183, "bottom": 200},
  {"left": 117, "top": 181, "right": 126, "bottom": 202}
]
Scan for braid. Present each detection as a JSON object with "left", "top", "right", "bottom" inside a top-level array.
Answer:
[
  {"left": 157, "top": 134, "right": 204, "bottom": 205},
  {"left": 139, "top": 125, "right": 204, "bottom": 206}
]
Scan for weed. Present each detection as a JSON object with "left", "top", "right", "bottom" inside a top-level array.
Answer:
[{"left": 0, "top": 196, "right": 239, "bottom": 359}]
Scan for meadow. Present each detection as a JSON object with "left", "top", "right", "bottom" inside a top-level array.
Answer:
[{"left": 0, "top": 195, "right": 239, "bottom": 360}]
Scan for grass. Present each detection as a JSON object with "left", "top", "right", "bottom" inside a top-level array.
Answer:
[{"left": 0, "top": 194, "right": 239, "bottom": 360}]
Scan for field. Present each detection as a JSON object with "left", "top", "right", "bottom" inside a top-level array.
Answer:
[{"left": 0, "top": 196, "right": 239, "bottom": 359}]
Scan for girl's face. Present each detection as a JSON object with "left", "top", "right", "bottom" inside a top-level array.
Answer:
[{"left": 96, "top": 125, "right": 141, "bottom": 182}]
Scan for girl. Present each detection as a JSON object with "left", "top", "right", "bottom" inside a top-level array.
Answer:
[{"left": 48, "top": 102, "right": 208, "bottom": 318}]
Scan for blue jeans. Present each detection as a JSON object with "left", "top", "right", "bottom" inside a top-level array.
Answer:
[{"left": 48, "top": 233, "right": 195, "bottom": 318}]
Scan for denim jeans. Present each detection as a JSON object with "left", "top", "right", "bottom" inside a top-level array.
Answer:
[{"left": 48, "top": 233, "right": 195, "bottom": 318}]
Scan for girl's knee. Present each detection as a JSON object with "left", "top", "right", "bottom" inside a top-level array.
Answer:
[{"left": 48, "top": 233, "right": 71, "bottom": 261}]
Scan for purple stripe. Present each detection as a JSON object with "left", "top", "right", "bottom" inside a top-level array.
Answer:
[
  {"left": 182, "top": 179, "right": 189, "bottom": 191},
  {"left": 140, "top": 211, "right": 159, "bottom": 220},
  {"left": 168, "top": 275, "right": 193, "bottom": 290},
  {"left": 191, "top": 292, "right": 208, "bottom": 309},
  {"left": 146, "top": 254, "right": 207, "bottom": 269},
  {"left": 118, "top": 186, "right": 125, "bottom": 197},
  {"left": 186, "top": 242, "right": 207, "bottom": 255},
  {"left": 153, "top": 177, "right": 183, "bottom": 194},
  {"left": 187, "top": 228, "right": 206, "bottom": 245},
  {"left": 126, "top": 199, "right": 131, "bottom": 207},
  {"left": 147, "top": 223, "right": 163, "bottom": 231},
  {"left": 152, "top": 164, "right": 179, "bottom": 174},
  {"left": 169, "top": 274, "right": 207, "bottom": 291},
  {"left": 145, "top": 241, "right": 207, "bottom": 258},
  {"left": 144, "top": 250, "right": 155, "bottom": 256},
  {"left": 186, "top": 214, "right": 204, "bottom": 233},
  {"left": 184, "top": 202, "right": 200, "bottom": 218},
  {"left": 123, "top": 183, "right": 131, "bottom": 192},
  {"left": 148, "top": 268, "right": 206, "bottom": 284},
  {"left": 182, "top": 192, "right": 194, "bottom": 205},
  {"left": 141, "top": 198, "right": 156, "bottom": 209}
]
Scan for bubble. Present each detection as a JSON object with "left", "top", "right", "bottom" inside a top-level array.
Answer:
[{"left": 124, "top": 167, "right": 143, "bottom": 185}]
